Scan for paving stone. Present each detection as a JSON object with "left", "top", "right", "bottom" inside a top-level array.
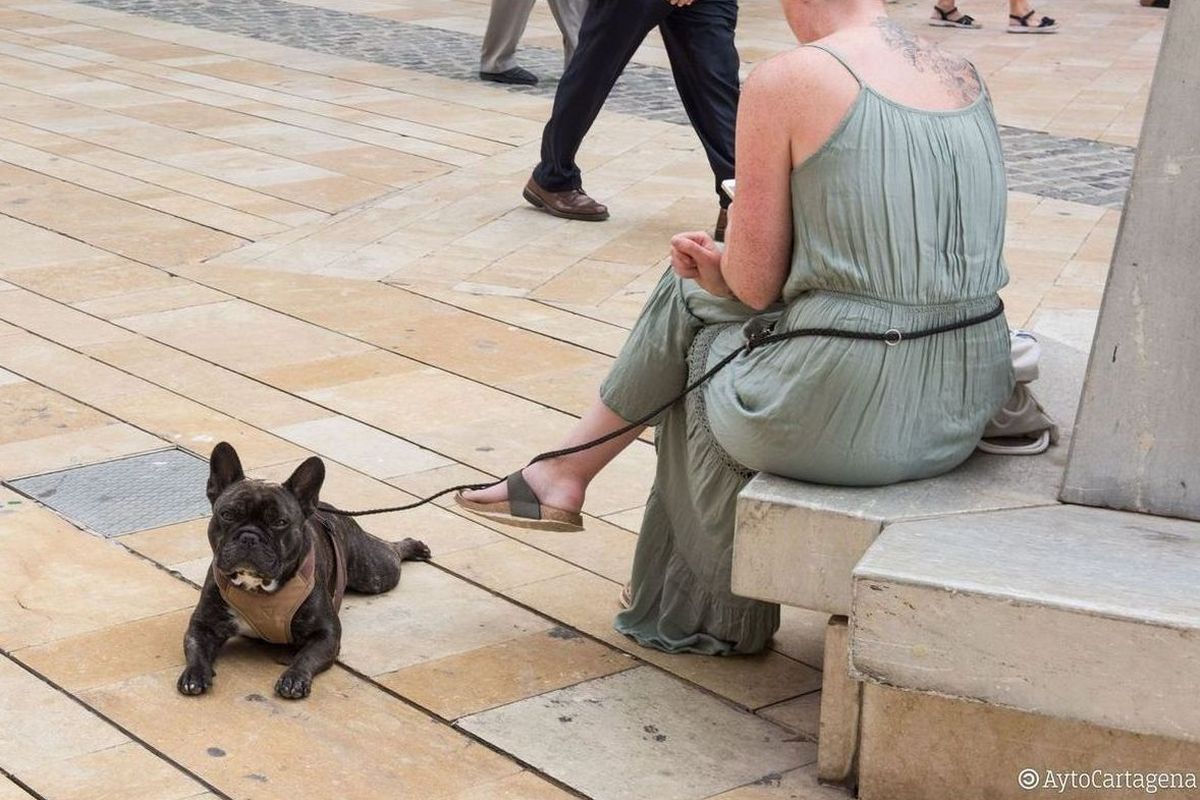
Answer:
[
  {"left": 270, "top": 414, "right": 452, "bottom": 478},
  {"left": 379, "top": 626, "right": 634, "bottom": 719},
  {"left": 79, "top": 647, "right": 526, "bottom": 800},
  {"left": 706, "top": 764, "right": 852, "bottom": 800},
  {"left": 0, "top": 778, "right": 31, "bottom": 800},
  {"left": 75, "top": 0, "right": 1135, "bottom": 208},
  {"left": 510, "top": 570, "right": 823, "bottom": 710},
  {"left": 18, "top": 609, "right": 191, "bottom": 694},
  {"left": 19, "top": 741, "right": 204, "bottom": 800},
  {"left": 459, "top": 666, "right": 816, "bottom": 800},
  {"left": 339, "top": 561, "right": 553, "bottom": 676},
  {"left": 0, "top": 656, "right": 127, "bottom": 773},
  {"left": 0, "top": 508, "right": 197, "bottom": 650},
  {"left": 433, "top": 539, "right": 579, "bottom": 591},
  {"left": 758, "top": 692, "right": 821, "bottom": 742}
]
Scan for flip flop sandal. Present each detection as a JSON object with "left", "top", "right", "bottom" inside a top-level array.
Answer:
[
  {"left": 1008, "top": 10, "right": 1058, "bottom": 33},
  {"left": 454, "top": 471, "right": 584, "bottom": 532},
  {"left": 1139, "top": 0, "right": 1169, "bottom": 7},
  {"left": 618, "top": 583, "right": 633, "bottom": 610},
  {"left": 930, "top": 6, "right": 981, "bottom": 28}
]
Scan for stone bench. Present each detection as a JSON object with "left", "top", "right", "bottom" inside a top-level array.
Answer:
[
  {"left": 729, "top": 333, "right": 1088, "bottom": 785},
  {"left": 847, "top": 504, "right": 1200, "bottom": 798},
  {"left": 731, "top": 335, "right": 1086, "bottom": 617}
]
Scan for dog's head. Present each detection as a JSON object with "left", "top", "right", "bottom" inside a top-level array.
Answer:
[{"left": 205, "top": 442, "right": 325, "bottom": 593}]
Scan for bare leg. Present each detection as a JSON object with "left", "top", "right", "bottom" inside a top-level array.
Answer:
[{"left": 460, "top": 392, "right": 644, "bottom": 513}]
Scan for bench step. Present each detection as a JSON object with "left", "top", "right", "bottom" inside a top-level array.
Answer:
[{"left": 850, "top": 504, "right": 1200, "bottom": 741}]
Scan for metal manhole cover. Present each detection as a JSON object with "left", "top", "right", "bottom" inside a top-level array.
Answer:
[{"left": 6, "top": 449, "right": 211, "bottom": 537}]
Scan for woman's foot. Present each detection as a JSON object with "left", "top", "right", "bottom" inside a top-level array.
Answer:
[
  {"left": 1008, "top": 0, "right": 1057, "bottom": 32},
  {"left": 931, "top": 2, "right": 982, "bottom": 28},
  {"left": 460, "top": 461, "right": 585, "bottom": 516}
]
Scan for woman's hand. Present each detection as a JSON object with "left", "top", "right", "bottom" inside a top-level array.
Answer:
[{"left": 671, "top": 231, "right": 733, "bottom": 299}]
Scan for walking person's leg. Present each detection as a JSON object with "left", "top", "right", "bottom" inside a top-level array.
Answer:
[
  {"left": 526, "top": 0, "right": 669, "bottom": 220},
  {"left": 658, "top": 0, "right": 739, "bottom": 238},
  {"left": 929, "top": 0, "right": 1056, "bottom": 31},
  {"left": 547, "top": 0, "right": 589, "bottom": 67},
  {"left": 480, "top": 0, "right": 540, "bottom": 84}
]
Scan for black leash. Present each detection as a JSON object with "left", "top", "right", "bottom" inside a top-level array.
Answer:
[{"left": 325, "top": 300, "right": 1004, "bottom": 518}]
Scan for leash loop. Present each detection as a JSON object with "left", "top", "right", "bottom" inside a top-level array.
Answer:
[{"left": 325, "top": 299, "right": 1004, "bottom": 518}]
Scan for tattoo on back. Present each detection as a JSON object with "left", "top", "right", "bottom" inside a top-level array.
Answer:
[{"left": 872, "top": 19, "right": 982, "bottom": 105}]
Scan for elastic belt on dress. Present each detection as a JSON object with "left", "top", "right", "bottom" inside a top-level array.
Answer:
[{"left": 324, "top": 298, "right": 1005, "bottom": 518}]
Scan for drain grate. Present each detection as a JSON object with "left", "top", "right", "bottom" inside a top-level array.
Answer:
[{"left": 6, "top": 448, "right": 211, "bottom": 537}]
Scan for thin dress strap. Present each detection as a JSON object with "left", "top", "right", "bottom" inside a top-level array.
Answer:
[{"left": 803, "top": 43, "right": 864, "bottom": 86}]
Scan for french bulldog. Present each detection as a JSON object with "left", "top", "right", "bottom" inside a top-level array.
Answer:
[{"left": 177, "top": 441, "right": 430, "bottom": 699}]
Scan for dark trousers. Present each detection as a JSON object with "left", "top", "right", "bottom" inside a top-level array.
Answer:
[{"left": 532, "top": 0, "right": 740, "bottom": 207}]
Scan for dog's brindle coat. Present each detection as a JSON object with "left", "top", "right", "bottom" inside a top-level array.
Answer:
[{"left": 178, "top": 442, "right": 429, "bottom": 699}]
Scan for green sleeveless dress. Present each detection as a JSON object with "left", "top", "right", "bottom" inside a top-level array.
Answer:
[{"left": 603, "top": 44, "right": 1014, "bottom": 655}]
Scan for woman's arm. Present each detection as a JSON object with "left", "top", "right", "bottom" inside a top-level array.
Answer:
[
  {"left": 669, "top": 60, "right": 795, "bottom": 309},
  {"left": 720, "top": 60, "right": 795, "bottom": 310}
]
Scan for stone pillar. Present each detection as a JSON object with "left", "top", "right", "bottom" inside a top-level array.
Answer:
[{"left": 1060, "top": 3, "right": 1200, "bottom": 521}]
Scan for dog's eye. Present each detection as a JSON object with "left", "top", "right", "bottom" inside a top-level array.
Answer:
[
  {"left": 269, "top": 518, "right": 290, "bottom": 529},
  {"left": 218, "top": 508, "right": 235, "bottom": 522}
]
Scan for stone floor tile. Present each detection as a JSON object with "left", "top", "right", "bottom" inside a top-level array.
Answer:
[
  {"left": 118, "top": 300, "right": 373, "bottom": 374},
  {"left": 0, "top": 656, "right": 128, "bottom": 773},
  {"left": 0, "top": 509, "right": 197, "bottom": 649},
  {"left": 434, "top": 539, "right": 579, "bottom": 591},
  {"left": 271, "top": 414, "right": 452, "bottom": 478},
  {"left": 0, "top": 381, "right": 113, "bottom": 443},
  {"left": 19, "top": 741, "right": 205, "bottom": 800},
  {"left": 509, "top": 571, "right": 823, "bottom": 709},
  {"left": 73, "top": 283, "right": 231, "bottom": 319},
  {"left": 770, "top": 608, "right": 829, "bottom": 672},
  {"left": 386, "top": 462, "right": 496, "bottom": 506},
  {"left": 704, "top": 764, "right": 852, "bottom": 800},
  {"left": 253, "top": 349, "right": 419, "bottom": 393},
  {"left": 758, "top": 692, "right": 822, "bottom": 742},
  {"left": 459, "top": 666, "right": 816, "bottom": 800},
  {"left": 0, "top": 778, "right": 31, "bottom": 800},
  {"left": 0, "top": 423, "right": 166, "bottom": 479},
  {"left": 120, "top": 518, "right": 212, "bottom": 567},
  {"left": 450, "top": 508, "right": 637, "bottom": 584},
  {"left": 338, "top": 562, "right": 552, "bottom": 676},
  {"left": 602, "top": 505, "right": 645, "bottom": 533},
  {"left": 445, "top": 770, "right": 577, "bottom": 800},
  {"left": 379, "top": 627, "right": 634, "bottom": 719},
  {"left": 16, "top": 609, "right": 191, "bottom": 693},
  {"left": 80, "top": 649, "right": 525, "bottom": 800}
]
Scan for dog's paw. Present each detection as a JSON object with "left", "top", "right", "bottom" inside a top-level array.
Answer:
[
  {"left": 177, "top": 665, "right": 213, "bottom": 696},
  {"left": 396, "top": 538, "right": 431, "bottom": 562},
  {"left": 275, "top": 669, "right": 312, "bottom": 700}
]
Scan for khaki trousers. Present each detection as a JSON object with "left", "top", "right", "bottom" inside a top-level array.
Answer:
[{"left": 480, "top": 0, "right": 588, "bottom": 73}]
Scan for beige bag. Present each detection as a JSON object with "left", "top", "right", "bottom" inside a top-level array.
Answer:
[{"left": 978, "top": 331, "right": 1060, "bottom": 455}]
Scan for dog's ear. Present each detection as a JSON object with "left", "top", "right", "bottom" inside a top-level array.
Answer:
[
  {"left": 283, "top": 456, "right": 325, "bottom": 518},
  {"left": 207, "top": 442, "right": 245, "bottom": 505}
]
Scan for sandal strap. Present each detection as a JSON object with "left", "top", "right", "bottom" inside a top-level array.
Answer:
[
  {"left": 506, "top": 472, "right": 541, "bottom": 520},
  {"left": 1010, "top": 9, "right": 1036, "bottom": 23},
  {"left": 935, "top": 6, "right": 960, "bottom": 19}
]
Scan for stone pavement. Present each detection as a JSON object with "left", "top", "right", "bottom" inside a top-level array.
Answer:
[{"left": 0, "top": 0, "right": 1165, "bottom": 797}]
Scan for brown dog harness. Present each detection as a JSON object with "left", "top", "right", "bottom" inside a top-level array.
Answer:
[{"left": 213, "top": 513, "right": 347, "bottom": 644}]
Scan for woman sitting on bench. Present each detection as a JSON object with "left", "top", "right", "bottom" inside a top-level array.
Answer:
[{"left": 458, "top": 0, "right": 1014, "bottom": 655}]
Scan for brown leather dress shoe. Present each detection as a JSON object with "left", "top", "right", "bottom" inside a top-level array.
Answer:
[
  {"left": 523, "top": 178, "right": 609, "bottom": 222},
  {"left": 714, "top": 207, "right": 728, "bottom": 243}
]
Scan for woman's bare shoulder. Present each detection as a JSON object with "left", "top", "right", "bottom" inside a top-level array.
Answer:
[
  {"left": 869, "top": 18, "right": 982, "bottom": 105},
  {"left": 742, "top": 46, "right": 855, "bottom": 108}
]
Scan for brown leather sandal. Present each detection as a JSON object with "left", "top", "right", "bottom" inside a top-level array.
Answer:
[{"left": 454, "top": 471, "right": 584, "bottom": 532}]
